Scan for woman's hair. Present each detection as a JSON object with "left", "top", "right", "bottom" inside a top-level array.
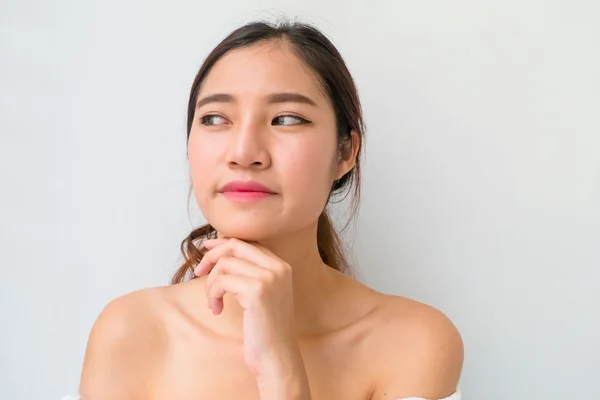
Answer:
[{"left": 171, "top": 18, "right": 366, "bottom": 285}]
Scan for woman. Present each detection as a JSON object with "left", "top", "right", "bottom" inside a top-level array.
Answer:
[{"left": 77, "top": 20, "right": 463, "bottom": 400}]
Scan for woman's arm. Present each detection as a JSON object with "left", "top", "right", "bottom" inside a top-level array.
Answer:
[
  {"left": 197, "top": 238, "right": 312, "bottom": 400},
  {"left": 79, "top": 291, "right": 162, "bottom": 399},
  {"left": 253, "top": 347, "right": 312, "bottom": 400}
]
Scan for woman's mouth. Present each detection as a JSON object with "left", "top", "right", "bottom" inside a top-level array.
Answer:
[{"left": 218, "top": 180, "right": 276, "bottom": 202}]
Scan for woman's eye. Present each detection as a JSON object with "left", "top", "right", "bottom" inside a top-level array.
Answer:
[
  {"left": 273, "top": 115, "right": 309, "bottom": 126},
  {"left": 200, "top": 114, "right": 309, "bottom": 127},
  {"left": 200, "top": 115, "right": 228, "bottom": 126}
]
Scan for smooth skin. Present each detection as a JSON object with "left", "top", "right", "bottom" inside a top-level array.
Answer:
[{"left": 80, "top": 39, "right": 463, "bottom": 400}]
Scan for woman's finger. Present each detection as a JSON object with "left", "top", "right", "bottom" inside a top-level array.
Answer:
[
  {"left": 194, "top": 239, "right": 229, "bottom": 276},
  {"left": 207, "top": 273, "right": 253, "bottom": 315},
  {"left": 203, "top": 238, "right": 228, "bottom": 248},
  {"left": 196, "top": 238, "right": 282, "bottom": 276},
  {"left": 205, "top": 255, "right": 272, "bottom": 294}
]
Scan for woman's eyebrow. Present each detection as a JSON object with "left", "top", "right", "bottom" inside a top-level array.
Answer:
[
  {"left": 196, "top": 92, "right": 318, "bottom": 109},
  {"left": 267, "top": 92, "right": 318, "bottom": 106}
]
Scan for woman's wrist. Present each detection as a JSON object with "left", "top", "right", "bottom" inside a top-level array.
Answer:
[
  {"left": 257, "top": 374, "right": 310, "bottom": 400},
  {"left": 255, "top": 346, "right": 311, "bottom": 400}
]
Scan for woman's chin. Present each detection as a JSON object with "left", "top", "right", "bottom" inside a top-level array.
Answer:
[{"left": 212, "top": 224, "right": 279, "bottom": 242}]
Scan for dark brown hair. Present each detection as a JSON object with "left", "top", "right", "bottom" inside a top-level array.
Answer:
[{"left": 171, "top": 19, "right": 366, "bottom": 285}]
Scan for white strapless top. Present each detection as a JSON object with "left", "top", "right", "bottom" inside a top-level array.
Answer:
[{"left": 60, "top": 389, "right": 461, "bottom": 399}]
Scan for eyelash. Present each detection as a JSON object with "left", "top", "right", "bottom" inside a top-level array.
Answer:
[{"left": 199, "top": 114, "right": 310, "bottom": 127}]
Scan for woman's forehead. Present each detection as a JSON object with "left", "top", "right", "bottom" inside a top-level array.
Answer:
[{"left": 199, "top": 42, "right": 328, "bottom": 105}]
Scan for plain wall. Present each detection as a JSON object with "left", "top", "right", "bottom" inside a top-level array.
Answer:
[{"left": 1, "top": 1, "right": 599, "bottom": 398}]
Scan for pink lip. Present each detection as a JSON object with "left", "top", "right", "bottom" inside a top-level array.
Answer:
[
  {"left": 219, "top": 180, "right": 276, "bottom": 202},
  {"left": 219, "top": 180, "right": 275, "bottom": 194},
  {"left": 221, "top": 191, "right": 273, "bottom": 201}
]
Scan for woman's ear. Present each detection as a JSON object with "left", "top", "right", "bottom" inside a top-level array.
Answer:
[{"left": 336, "top": 130, "right": 360, "bottom": 179}]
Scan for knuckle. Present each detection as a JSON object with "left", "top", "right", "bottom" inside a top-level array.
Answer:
[
  {"left": 212, "top": 274, "right": 225, "bottom": 288},
  {"left": 219, "top": 255, "right": 232, "bottom": 264},
  {"left": 263, "top": 270, "right": 277, "bottom": 284},
  {"left": 250, "top": 280, "right": 266, "bottom": 297},
  {"left": 276, "top": 262, "right": 292, "bottom": 276}
]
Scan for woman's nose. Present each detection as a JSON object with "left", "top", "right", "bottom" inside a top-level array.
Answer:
[{"left": 225, "top": 122, "right": 271, "bottom": 169}]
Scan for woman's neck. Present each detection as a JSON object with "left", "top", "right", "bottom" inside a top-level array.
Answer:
[{"left": 212, "top": 223, "right": 342, "bottom": 336}]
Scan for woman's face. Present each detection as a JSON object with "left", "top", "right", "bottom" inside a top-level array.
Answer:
[{"left": 188, "top": 40, "right": 354, "bottom": 241}]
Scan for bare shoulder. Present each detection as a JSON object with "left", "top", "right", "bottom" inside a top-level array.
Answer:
[
  {"left": 79, "top": 286, "right": 173, "bottom": 399},
  {"left": 368, "top": 293, "right": 464, "bottom": 399}
]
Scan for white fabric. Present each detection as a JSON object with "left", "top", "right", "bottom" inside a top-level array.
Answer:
[
  {"left": 398, "top": 389, "right": 461, "bottom": 400},
  {"left": 61, "top": 389, "right": 461, "bottom": 399}
]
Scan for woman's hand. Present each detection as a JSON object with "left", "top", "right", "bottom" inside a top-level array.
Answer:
[{"left": 194, "top": 238, "right": 311, "bottom": 400}]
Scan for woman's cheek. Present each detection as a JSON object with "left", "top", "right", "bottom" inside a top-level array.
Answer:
[
  {"left": 188, "top": 147, "right": 216, "bottom": 207},
  {"left": 283, "top": 145, "right": 334, "bottom": 198}
]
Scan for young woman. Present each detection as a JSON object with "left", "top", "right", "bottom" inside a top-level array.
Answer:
[{"left": 76, "top": 20, "right": 463, "bottom": 400}]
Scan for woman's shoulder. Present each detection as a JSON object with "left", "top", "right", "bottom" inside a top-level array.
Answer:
[
  {"left": 374, "top": 293, "right": 461, "bottom": 338},
  {"left": 84, "top": 278, "right": 216, "bottom": 348},
  {"left": 363, "top": 292, "right": 464, "bottom": 399},
  {"left": 79, "top": 285, "right": 181, "bottom": 397},
  {"left": 378, "top": 293, "right": 463, "bottom": 368},
  {"left": 347, "top": 278, "right": 461, "bottom": 340},
  {"left": 89, "top": 285, "right": 172, "bottom": 332},
  {"left": 83, "top": 281, "right": 197, "bottom": 345}
]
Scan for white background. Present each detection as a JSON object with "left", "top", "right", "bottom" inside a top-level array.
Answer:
[{"left": 1, "top": 1, "right": 599, "bottom": 399}]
